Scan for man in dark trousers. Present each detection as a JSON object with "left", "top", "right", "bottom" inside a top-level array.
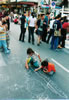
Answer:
[
  {"left": 42, "top": 12, "right": 50, "bottom": 42},
  {"left": 19, "top": 12, "right": 26, "bottom": 42}
]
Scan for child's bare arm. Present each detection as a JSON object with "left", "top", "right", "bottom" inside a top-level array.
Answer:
[
  {"left": 38, "top": 54, "right": 42, "bottom": 62},
  {"left": 43, "top": 69, "right": 48, "bottom": 73},
  {"left": 35, "top": 66, "right": 42, "bottom": 72},
  {"left": 25, "top": 60, "right": 29, "bottom": 69}
]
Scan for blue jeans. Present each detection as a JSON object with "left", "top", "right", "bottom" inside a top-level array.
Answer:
[
  {"left": 0, "top": 40, "right": 10, "bottom": 53},
  {"left": 48, "top": 71, "right": 55, "bottom": 75},
  {"left": 51, "top": 35, "right": 59, "bottom": 49}
]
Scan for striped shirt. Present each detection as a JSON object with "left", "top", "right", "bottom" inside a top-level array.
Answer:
[{"left": 0, "top": 27, "right": 6, "bottom": 40}]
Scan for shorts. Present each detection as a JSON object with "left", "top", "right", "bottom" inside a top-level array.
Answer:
[
  {"left": 48, "top": 71, "right": 55, "bottom": 75},
  {"left": 37, "top": 30, "right": 43, "bottom": 36},
  {"left": 27, "top": 57, "right": 39, "bottom": 68}
]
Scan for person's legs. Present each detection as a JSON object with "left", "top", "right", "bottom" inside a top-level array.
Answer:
[
  {"left": 62, "top": 36, "right": 66, "bottom": 47},
  {"left": 0, "top": 41, "right": 2, "bottom": 48},
  {"left": 22, "top": 28, "right": 26, "bottom": 42},
  {"left": 31, "top": 27, "right": 35, "bottom": 44},
  {"left": 48, "top": 71, "right": 55, "bottom": 75},
  {"left": 2, "top": 40, "right": 10, "bottom": 54},
  {"left": 8, "top": 23, "right": 10, "bottom": 31},
  {"left": 42, "top": 29, "right": 47, "bottom": 42},
  {"left": 19, "top": 25, "right": 23, "bottom": 41},
  {"left": 54, "top": 37, "right": 59, "bottom": 49},
  {"left": 34, "top": 61, "right": 39, "bottom": 68},
  {"left": 51, "top": 35, "right": 54, "bottom": 49},
  {"left": 37, "top": 35, "right": 41, "bottom": 46},
  {"left": 61, "top": 29, "right": 66, "bottom": 48},
  {"left": 28, "top": 27, "right": 31, "bottom": 43},
  {"left": 47, "top": 29, "right": 53, "bottom": 43}
]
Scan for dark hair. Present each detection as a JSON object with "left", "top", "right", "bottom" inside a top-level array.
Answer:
[
  {"left": 22, "top": 12, "right": 26, "bottom": 16},
  {"left": 60, "top": 17, "right": 63, "bottom": 21},
  {"left": 55, "top": 14, "right": 61, "bottom": 19},
  {"left": 41, "top": 14, "right": 45, "bottom": 17},
  {"left": 46, "top": 12, "right": 50, "bottom": 15},
  {"left": 27, "top": 48, "right": 34, "bottom": 54},
  {"left": 41, "top": 60, "right": 48, "bottom": 67},
  {"left": 24, "top": 11, "right": 26, "bottom": 14},
  {"left": 31, "top": 12, "right": 35, "bottom": 18},
  {"left": 63, "top": 16, "right": 68, "bottom": 22}
]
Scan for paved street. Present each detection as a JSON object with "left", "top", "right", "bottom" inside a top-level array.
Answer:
[{"left": 0, "top": 23, "right": 69, "bottom": 99}]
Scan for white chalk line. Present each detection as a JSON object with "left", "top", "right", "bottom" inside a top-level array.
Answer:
[
  {"left": 51, "top": 58, "right": 69, "bottom": 73},
  {"left": 63, "top": 49, "right": 69, "bottom": 54},
  {"left": 30, "top": 67, "right": 68, "bottom": 99}
]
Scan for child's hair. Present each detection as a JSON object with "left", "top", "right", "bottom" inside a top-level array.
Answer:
[
  {"left": 27, "top": 48, "right": 34, "bottom": 55},
  {"left": 41, "top": 60, "right": 48, "bottom": 67}
]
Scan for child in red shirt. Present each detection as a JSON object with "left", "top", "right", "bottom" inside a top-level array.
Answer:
[{"left": 35, "top": 60, "right": 56, "bottom": 75}]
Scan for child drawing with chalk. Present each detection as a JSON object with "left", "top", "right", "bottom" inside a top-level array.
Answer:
[
  {"left": 25, "top": 48, "right": 42, "bottom": 69},
  {"left": 35, "top": 59, "right": 56, "bottom": 75}
]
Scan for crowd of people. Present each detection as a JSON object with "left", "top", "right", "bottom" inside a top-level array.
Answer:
[
  {"left": 0, "top": 10, "right": 69, "bottom": 54},
  {"left": 0, "top": 10, "right": 69, "bottom": 76},
  {"left": 19, "top": 11, "right": 69, "bottom": 50}
]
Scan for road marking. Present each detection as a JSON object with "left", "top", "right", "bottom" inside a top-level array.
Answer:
[
  {"left": 51, "top": 58, "right": 69, "bottom": 73},
  {"left": 63, "top": 49, "right": 69, "bottom": 54},
  {"left": 0, "top": 53, "right": 6, "bottom": 67}
]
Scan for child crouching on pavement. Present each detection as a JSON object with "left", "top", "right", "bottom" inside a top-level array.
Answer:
[
  {"left": 25, "top": 48, "right": 42, "bottom": 69},
  {"left": 35, "top": 60, "right": 56, "bottom": 75}
]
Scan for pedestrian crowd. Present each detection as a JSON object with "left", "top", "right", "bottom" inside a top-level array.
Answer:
[
  {"left": 0, "top": 10, "right": 69, "bottom": 54},
  {"left": 0, "top": 10, "right": 69, "bottom": 76},
  {"left": 19, "top": 11, "right": 69, "bottom": 50}
]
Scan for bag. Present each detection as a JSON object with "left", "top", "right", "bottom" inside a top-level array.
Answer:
[
  {"left": 54, "top": 30, "right": 61, "bottom": 37},
  {"left": 34, "top": 29, "right": 38, "bottom": 35}
]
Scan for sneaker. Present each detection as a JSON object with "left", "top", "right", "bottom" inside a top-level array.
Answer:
[
  {"left": 37, "top": 44, "right": 40, "bottom": 46},
  {"left": 5, "top": 50, "right": 10, "bottom": 54},
  {"left": 40, "top": 41, "right": 42, "bottom": 44},
  {"left": 32, "top": 43, "right": 34, "bottom": 45}
]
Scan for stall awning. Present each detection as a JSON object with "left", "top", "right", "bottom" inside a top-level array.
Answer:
[{"left": 17, "top": 2, "right": 37, "bottom": 6}]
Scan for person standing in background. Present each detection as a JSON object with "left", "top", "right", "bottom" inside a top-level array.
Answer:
[
  {"left": 42, "top": 12, "right": 50, "bottom": 42},
  {"left": 46, "top": 17, "right": 55, "bottom": 44},
  {"left": 10, "top": 11, "right": 14, "bottom": 22},
  {"left": 51, "top": 14, "right": 61, "bottom": 50},
  {"left": 36, "top": 14, "right": 45, "bottom": 46},
  {"left": 19, "top": 12, "right": 26, "bottom": 42},
  {"left": 28, "top": 12, "right": 37, "bottom": 45},
  {"left": 6, "top": 14, "right": 10, "bottom": 31}
]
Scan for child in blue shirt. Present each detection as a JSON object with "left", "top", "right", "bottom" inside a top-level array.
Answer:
[{"left": 25, "top": 48, "right": 42, "bottom": 69}]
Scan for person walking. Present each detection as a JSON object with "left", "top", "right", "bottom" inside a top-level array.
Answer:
[
  {"left": 28, "top": 12, "right": 37, "bottom": 45},
  {"left": 19, "top": 12, "right": 26, "bottom": 42},
  {"left": 46, "top": 17, "right": 55, "bottom": 43}
]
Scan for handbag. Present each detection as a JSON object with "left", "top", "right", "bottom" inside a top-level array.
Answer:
[
  {"left": 34, "top": 29, "right": 38, "bottom": 35},
  {"left": 54, "top": 30, "right": 61, "bottom": 37}
]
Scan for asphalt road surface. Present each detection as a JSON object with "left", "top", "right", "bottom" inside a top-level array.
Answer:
[{"left": 0, "top": 23, "right": 69, "bottom": 99}]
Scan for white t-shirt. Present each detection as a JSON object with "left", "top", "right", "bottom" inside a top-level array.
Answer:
[
  {"left": 28, "top": 16, "right": 37, "bottom": 27},
  {"left": 50, "top": 19, "right": 55, "bottom": 29}
]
